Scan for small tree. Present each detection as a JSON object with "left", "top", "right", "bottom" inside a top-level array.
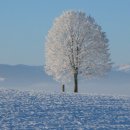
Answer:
[{"left": 45, "top": 11, "right": 111, "bottom": 93}]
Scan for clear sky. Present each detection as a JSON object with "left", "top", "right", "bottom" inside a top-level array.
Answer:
[{"left": 0, "top": 0, "right": 130, "bottom": 66}]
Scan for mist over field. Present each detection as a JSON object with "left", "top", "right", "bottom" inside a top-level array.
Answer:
[{"left": 0, "top": 64, "right": 130, "bottom": 96}]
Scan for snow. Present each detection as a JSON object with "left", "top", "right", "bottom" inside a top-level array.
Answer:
[
  {"left": 0, "top": 77, "right": 5, "bottom": 82},
  {"left": 117, "top": 64, "right": 130, "bottom": 72},
  {"left": 0, "top": 89, "right": 130, "bottom": 129}
]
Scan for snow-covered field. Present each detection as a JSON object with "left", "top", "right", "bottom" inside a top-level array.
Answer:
[{"left": 0, "top": 89, "right": 130, "bottom": 130}]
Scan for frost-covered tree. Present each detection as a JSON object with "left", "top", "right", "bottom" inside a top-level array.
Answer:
[{"left": 45, "top": 11, "right": 111, "bottom": 93}]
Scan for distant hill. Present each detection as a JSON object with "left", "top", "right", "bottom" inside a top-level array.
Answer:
[
  {"left": 0, "top": 64, "right": 130, "bottom": 95},
  {"left": 0, "top": 64, "right": 58, "bottom": 90}
]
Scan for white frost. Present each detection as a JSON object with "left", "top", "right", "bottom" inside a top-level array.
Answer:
[{"left": 45, "top": 11, "right": 111, "bottom": 83}]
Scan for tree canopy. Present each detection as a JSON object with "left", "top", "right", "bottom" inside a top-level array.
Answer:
[{"left": 45, "top": 11, "right": 111, "bottom": 92}]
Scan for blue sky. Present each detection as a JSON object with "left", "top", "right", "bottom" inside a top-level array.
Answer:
[{"left": 0, "top": 0, "right": 130, "bottom": 66}]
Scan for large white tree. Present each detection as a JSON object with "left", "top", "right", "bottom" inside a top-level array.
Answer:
[{"left": 45, "top": 11, "right": 111, "bottom": 92}]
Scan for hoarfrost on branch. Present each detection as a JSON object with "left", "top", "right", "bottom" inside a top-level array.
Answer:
[{"left": 45, "top": 11, "right": 111, "bottom": 84}]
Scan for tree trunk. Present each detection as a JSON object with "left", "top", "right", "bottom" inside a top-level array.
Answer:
[
  {"left": 62, "top": 84, "right": 65, "bottom": 92},
  {"left": 74, "top": 73, "right": 78, "bottom": 93}
]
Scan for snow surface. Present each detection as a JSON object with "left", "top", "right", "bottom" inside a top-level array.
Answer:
[{"left": 0, "top": 89, "right": 130, "bottom": 130}]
